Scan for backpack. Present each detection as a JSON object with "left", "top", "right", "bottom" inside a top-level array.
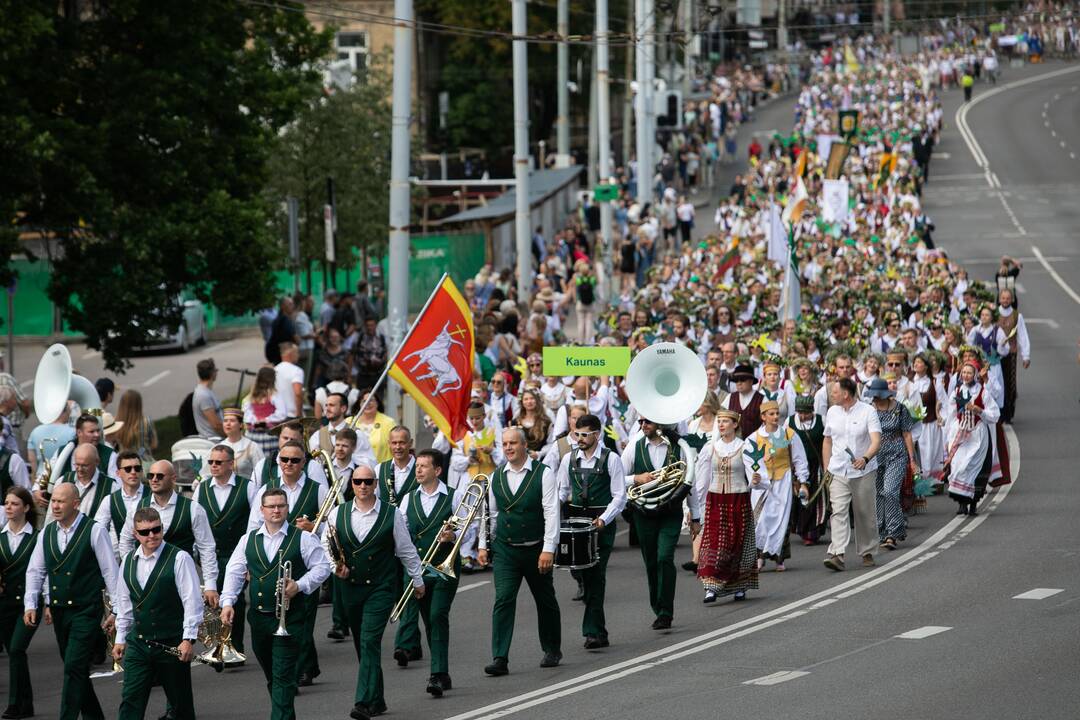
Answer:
[
  {"left": 576, "top": 277, "right": 595, "bottom": 306},
  {"left": 178, "top": 392, "right": 197, "bottom": 437}
]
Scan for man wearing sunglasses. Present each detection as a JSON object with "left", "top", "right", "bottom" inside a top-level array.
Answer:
[
  {"left": 479, "top": 426, "right": 561, "bottom": 677},
  {"left": 195, "top": 445, "right": 259, "bottom": 660},
  {"left": 93, "top": 450, "right": 147, "bottom": 552},
  {"left": 111, "top": 507, "right": 202, "bottom": 720},
  {"left": 555, "top": 414, "right": 626, "bottom": 650},
  {"left": 322, "top": 464, "right": 425, "bottom": 720},
  {"left": 118, "top": 461, "right": 219, "bottom": 611},
  {"left": 250, "top": 421, "right": 328, "bottom": 489},
  {"left": 23, "top": 483, "right": 120, "bottom": 720},
  {"left": 220, "top": 488, "right": 331, "bottom": 720}
]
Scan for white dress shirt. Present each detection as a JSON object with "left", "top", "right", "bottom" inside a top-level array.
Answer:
[
  {"left": 480, "top": 458, "right": 559, "bottom": 554},
  {"left": 118, "top": 491, "right": 218, "bottom": 591},
  {"left": 556, "top": 445, "right": 627, "bottom": 526},
  {"left": 200, "top": 473, "right": 261, "bottom": 512},
  {"left": 398, "top": 481, "right": 473, "bottom": 545},
  {"left": 376, "top": 456, "right": 416, "bottom": 502},
  {"left": 824, "top": 400, "right": 882, "bottom": 478},
  {"left": 325, "top": 499, "right": 424, "bottom": 587},
  {"left": 93, "top": 483, "right": 146, "bottom": 552},
  {"left": 113, "top": 544, "right": 203, "bottom": 645},
  {"left": 24, "top": 513, "right": 120, "bottom": 612},
  {"left": 219, "top": 524, "right": 331, "bottom": 607},
  {"left": 619, "top": 435, "right": 700, "bottom": 519},
  {"left": 247, "top": 474, "right": 329, "bottom": 535},
  {"left": 56, "top": 470, "right": 119, "bottom": 522},
  {"left": 46, "top": 443, "right": 119, "bottom": 488}
]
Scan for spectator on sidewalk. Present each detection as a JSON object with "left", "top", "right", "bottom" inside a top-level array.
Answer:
[
  {"left": 264, "top": 296, "right": 297, "bottom": 365},
  {"left": 275, "top": 342, "right": 305, "bottom": 420},
  {"left": 193, "top": 358, "right": 224, "bottom": 440}
]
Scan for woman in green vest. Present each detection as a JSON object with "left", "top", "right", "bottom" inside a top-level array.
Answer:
[{"left": 1, "top": 487, "right": 39, "bottom": 719}]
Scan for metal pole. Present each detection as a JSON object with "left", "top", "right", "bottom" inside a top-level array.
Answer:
[
  {"left": 597, "top": 0, "right": 613, "bottom": 304},
  {"left": 683, "top": 0, "right": 693, "bottom": 101},
  {"left": 884, "top": 0, "right": 891, "bottom": 34},
  {"left": 556, "top": 0, "right": 571, "bottom": 168},
  {"left": 643, "top": 0, "right": 655, "bottom": 203},
  {"left": 622, "top": 0, "right": 634, "bottom": 168},
  {"left": 588, "top": 51, "right": 598, "bottom": 189},
  {"left": 387, "top": 0, "right": 414, "bottom": 415},
  {"left": 512, "top": 0, "right": 532, "bottom": 303},
  {"left": 634, "top": 0, "right": 648, "bottom": 204},
  {"left": 778, "top": 0, "right": 787, "bottom": 50}
]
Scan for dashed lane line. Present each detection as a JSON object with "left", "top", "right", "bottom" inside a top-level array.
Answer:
[{"left": 1032, "top": 246, "right": 1080, "bottom": 306}]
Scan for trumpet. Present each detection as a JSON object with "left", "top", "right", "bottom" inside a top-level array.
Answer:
[
  {"left": 309, "top": 449, "right": 342, "bottom": 532},
  {"left": 197, "top": 603, "right": 246, "bottom": 666},
  {"left": 389, "top": 474, "right": 489, "bottom": 624},
  {"left": 273, "top": 556, "right": 292, "bottom": 637},
  {"left": 145, "top": 640, "right": 224, "bottom": 672}
]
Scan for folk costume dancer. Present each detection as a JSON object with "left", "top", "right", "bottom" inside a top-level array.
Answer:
[
  {"left": 196, "top": 444, "right": 258, "bottom": 657},
  {"left": 247, "top": 440, "right": 329, "bottom": 688},
  {"left": 323, "top": 465, "right": 425, "bottom": 720},
  {"left": 555, "top": 414, "right": 626, "bottom": 649},
  {"left": 944, "top": 359, "right": 1001, "bottom": 515},
  {"left": 910, "top": 353, "right": 945, "bottom": 483},
  {"left": 725, "top": 364, "right": 764, "bottom": 439},
  {"left": 445, "top": 402, "right": 503, "bottom": 571},
  {"left": 94, "top": 451, "right": 148, "bottom": 552},
  {"left": 745, "top": 401, "right": 808, "bottom": 571},
  {"left": 112, "top": 507, "right": 202, "bottom": 720},
  {"left": 394, "top": 450, "right": 467, "bottom": 698},
  {"left": 480, "top": 427, "right": 562, "bottom": 676},
  {"left": 996, "top": 288, "right": 1030, "bottom": 424},
  {"left": 787, "top": 396, "right": 828, "bottom": 545},
  {"left": 967, "top": 306, "right": 1009, "bottom": 409},
  {"left": 221, "top": 487, "right": 331, "bottom": 720},
  {"left": 1, "top": 487, "right": 39, "bottom": 719},
  {"left": 692, "top": 409, "right": 758, "bottom": 602},
  {"left": 621, "top": 418, "right": 699, "bottom": 630},
  {"left": 23, "top": 483, "right": 120, "bottom": 720},
  {"left": 250, "top": 421, "right": 329, "bottom": 489},
  {"left": 221, "top": 407, "right": 264, "bottom": 479}
]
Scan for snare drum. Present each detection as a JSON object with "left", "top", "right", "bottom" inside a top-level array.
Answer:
[{"left": 555, "top": 517, "right": 599, "bottom": 570}]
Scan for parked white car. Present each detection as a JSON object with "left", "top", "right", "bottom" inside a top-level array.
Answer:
[{"left": 135, "top": 297, "right": 208, "bottom": 353}]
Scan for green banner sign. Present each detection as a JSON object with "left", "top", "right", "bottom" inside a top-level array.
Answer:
[
  {"left": 989, "top": 22, "right": 1005, "bottom": 32},
  {"left": 593, "top": 184, "right": 619, "bottom": 202},
  {"left": 543, "top": 346, "right": 630, "bottom": 376}
]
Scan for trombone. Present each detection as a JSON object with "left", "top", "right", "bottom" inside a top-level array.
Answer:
[{"left": 389, "top": 474, "right": 489, "bottom": 624}]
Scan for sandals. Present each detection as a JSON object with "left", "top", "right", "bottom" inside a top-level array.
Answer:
[{"left": 880, "top": 537, "right": 897, "bottom": 551}]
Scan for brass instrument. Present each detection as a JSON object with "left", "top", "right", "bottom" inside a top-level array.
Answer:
[
  {"left": 627, "top": 460, "right": 692, "bottom": 514},
  {"left": 326, "top": 523, "right": 347, "bottom": 570},
  {"left": 101, "top": 590, "right": 123, "bottom": 675},
  {"left": 273, "top": 555, "right": 292, "bottom": 637},
  {"left": 389, "top": 474, "right": 489, "bottom": 624},
  {"left": 35, "top": 438, "right": 55, "bottom": 495},
  {"left": 309, "top": 448, "right": 342, "bottom": 532},
  {"left": 197, "top": 604, "right": 246, "bottom": 666},
  {"left": 145, "top": 640, "right": 224, "bottom": 672}
]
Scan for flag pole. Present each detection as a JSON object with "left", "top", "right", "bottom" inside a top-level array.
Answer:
[{"left": 348, "top": 273, "right": 452, "bottom": 427}]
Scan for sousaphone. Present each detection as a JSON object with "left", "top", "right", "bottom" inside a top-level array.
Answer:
[{"left": 32, "top": 343, "right": 102, "bottom": 491}]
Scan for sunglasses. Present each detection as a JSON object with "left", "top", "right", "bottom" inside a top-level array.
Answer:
[
  {"left": 135, "top": 525, "right": 163, "bottom": 537},
  {"left": 351, "top": 476, "right": 377, "bottom": 486},
  {"left": 207, "top": 459, "right": 228, "bottom": 466},
  {"left": 146, "top": 472, "right": 167, "bottom": 481},
  {"left": 573, "top": 430, "right": 598, "bottom": 438},
  {"left": 262, "top": 503, "right": 288, "bottom": 511},
  {"left": 278, "top": 456, "right": 304, "bottom": 465},
  {"left": 120, "top": 465, "right": 142, "bottom": 473}
]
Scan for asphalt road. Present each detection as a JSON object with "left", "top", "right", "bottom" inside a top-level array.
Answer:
[{"left": 9, "top": 63, "right": 1080, "bottom": 720}]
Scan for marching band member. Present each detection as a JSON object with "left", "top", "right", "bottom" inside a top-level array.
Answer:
[
  {"left": 328, "top": 427, "right": 361, "bottom": 642},
  {"left": 0, "top": 446, "right": 29, "bottom": 530},
  {"left": 221, "top": 407, "right": 263, "bottom": 479},
  {"left": 621, "top": 417, "right": 699, "bottom": 630},
  {"left": 111, "top": 507, "right": 202, "bottom": 720},
  {"left": 94, "top": 451, "right": 147, "bottom": 552},
  {"left": 220, "top": 488, "right": 331, "bottom": 720},
  {"left": 23, "top": 483, "right": 120, "bottom": 720},
  {"left": 555, "top": 414, "right": 626, "bottom": 649},
  {"left": 195, "top": 444, "right": 259, "bottom": 658},
  {"left": 1, "top": 487, "right": 39, "bottom": 719},
  {"left": 46, "top": 413, "right": 119, "bottom": 490},
  {"left": 323, "top": 464, "right": 424, "bottom": 720},
  {"left": 247, "top": 440, "right": 329, "bottom": 688},
  {"left": 692, "top": 410, "right": 758, "bottom": 602},
  {"left": 745, "top": 400, "right": 809, "bottom": 572},
  {"left": 480, "top": 427, "right": 561, "bottom": 676},
  {"left": 376, "top": 426, "right": 418, "bottom": 509},
  {"left": 250, "top": 421, "right": 328, "bottom": 489},
  {"left": 395, "top": 450, "right": 467, "bottom": 697},
  {"left": 56, "top": 444, "right": 116, "bottom": 526}
]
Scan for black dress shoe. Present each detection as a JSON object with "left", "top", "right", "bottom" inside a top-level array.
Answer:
[
  {"left": 572, "top": 581, "right": 585, "bottom": 602},
  {"left": 583, "top": 636, "right": 609, "bottom": 650},
  {"left": 651, "top": 616, "right": 672, "bottom": 630},
  {"left": 681, "top": 560, "right": 698, "bottom": 572},
  {"left": 157, "top": 710, "right": 176, "bottom": 720},
  {"left": 3, "top": 707, "right": 33, "bottom": 720},
  {"left": 297, "top": 672, "right": 314, "bottom": 687},
  {"left": 408, "top": 647, "right": 423, "bottom": 661},
  {"left": 484, "top": 657, "right": 509, "bottom": 676},
  {"left": 539, "top": 652, "right": 562, "bottom": 668},
  {"left": 327, "top": 625, "right": 347, "bottom": 641},
  {"left": 439, "top": 673, "right": 453, "bottom": 690},
  {"left": 426, "top": 674, "right": 445, "bottom": 697},
  {"left": 350, "top": 704, "right": 372, "bottom": 720},
  {"left": 393, "top": 647, "right": 410, "bottom": 667}
]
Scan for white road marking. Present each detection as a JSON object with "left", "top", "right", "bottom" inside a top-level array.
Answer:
[
  {"left": 990, "top": 171, "right": 1002, "bottom": 188},
  {"left": 457, "top": 580, "right": 491, "bottom": 593},
  {"left": 82, "top": 350, "right": 100, "bottom": 360},
  {"left": 809, "top": 598, "right": 838, "bottom": 609},
  {"left": 141, "top": 370, "right": 171, "bottom": 387},
  {"left": 1032, "top": 245, "right": 1080, "bottom": 306},
  {"left": 743, "top": 670, "right": 810, "bottom": 686},
  {"left": 962, "top": 255, "right": 1068, "bottom": 264},
  {"left": 1025, "top": 318, "right": 1060, "bottom": 329},
  {"left": 18, "top": 379, "right": 34, "bottom": 389},
  {"left": 929, "top": 173, "right": 987, "bottom": 181},
  {"left": 895, "top": 625, "right": 952, "bottom": 640},
  {"left": 1051, "top": 129, "right": 1057, "bottom": 136},
  {"left": 996, "top": 193, "right": 1026, "bottom": 235},
  {"left": 1062, "top": 141, "right": 1068, "bottom": 148},
  {"left": 936, "top": 152, "right": 951, "bottom": 159},
  {"left": 1013, "top": 588, "right": 1064, "bottom": 600}
]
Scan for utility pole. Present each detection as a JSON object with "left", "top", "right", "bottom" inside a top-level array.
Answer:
[
  {"left": 556, "top": 0, "right": 571, "bottom": 167},
  {"left": 588, "top": 51, "right": 598, "bottom": 190},
  {"left": 634, "top": 0, "right": 649, "bottom": 204},
  {"left": 884, "top": 0, "right": 891, "bottom": 34},
  {"left": 683, "top": 0, "right": 693, "bottom": 100},
  {"left": 387, "top": 0, "right": 413, "bottom": 415},
  {"left": 777, "top": 0, "right": 787, "bottom": 50},
  {"left": 644, "top": 0, "right": 655, "bottom": 201},
  {"left": 622, "top": 0, "right": 634, "bottom": 168},
  {"left": 512, "top": 0, "right": 532, "bottom": 301},
  {"left": 597, "top": 0, "right": 613, "bottom": 301}
]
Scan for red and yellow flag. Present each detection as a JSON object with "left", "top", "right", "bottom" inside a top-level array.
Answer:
[{"left": 388, "top": 275, "right": 475, "bottom": 443}]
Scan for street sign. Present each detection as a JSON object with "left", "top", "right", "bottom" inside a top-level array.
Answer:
[
  {"left": 593, "top": 184, "right": 619, "bottom": 202},
  {"left": 749, "top": 40, "right": 768, "bottom": 49}
]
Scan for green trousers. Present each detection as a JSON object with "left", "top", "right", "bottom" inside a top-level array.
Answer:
[
  {"left": 51, "top": 604, "right": 106, "bottom": 720},
  {"left": 0, "top": 601, "right": 37, "bottom": 712},
  {"left": 215, "top": 554, "right": 245, "bottom": 652},
  {"left": 248, "top": 610, "right": 300, "bottom": 720},
  {"left": 631, "top": 509, "right": 682, "bottom": 620},
  {"left": 393, "top": 571, "right": 458, "bottom": 674},
  {"left": 580, "top": 521, "right": 616, "bottom": 639},
  {"left": 341, "top": 583, "right": 394, "bottom": 708},
  {"left": 296, "top": 594, "right": 319, "bottom": 679},
  {"left": 491, "top": 539, "right": 561, "bottom": 661},
  {"left": 117, "top": 638, "right": 194, "bottom": 720},
  {"left": 331, "top": 575, "right": 347, "bottom": 630}
]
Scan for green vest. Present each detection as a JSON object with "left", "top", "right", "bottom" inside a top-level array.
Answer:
[
  {"left": 123, "top": 543, "right": 184, "bottom": 644},
  {"left": 568, "top": 448, "right": 613, "bottom": 510},
  {"left": 0, "top": 528, "right": 38, "bottom": 607},
  {"left": 245, "top": 525, "right": 308, "bottom": 633},
  {"left": 197, "top": 476, "right": 252, "bottom": 560},
  {"left": 62, "top": 472, "right": 113, "bottom": 521},
  {"left": 631, "top": 436, "right": 679, "bottom": 476},
  {"left": 0, "top": 448, "right": 12, "bottom": 496},
  {"left": 377, "top": 459, "right": 417, "bottom": 507},
  {"left": 265, "top": 476, "right": 320, "bottom": 524},
  {"left": 260, "top": 451, "right": 279, "bottom": 485},
  {"left": 138, "top": 494, "right": 195, "bottom": 554},
  {"left": 108, "top": 486, "right": 145, "bottom": 541},
  {"left": 44, "top": 517, "right": 105, "bottom": 608},
  {"left": 58, "top": 442, "right": 113, "bottom": 478},
  {"left": 335, "top": 500, "right": 397, "bottom": 588},
  {"left": 491, "top": 461, "right": 547, "bottom": 545},
  {"left": 405, "top": 487, "right": 457, "bottom": 575}
]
